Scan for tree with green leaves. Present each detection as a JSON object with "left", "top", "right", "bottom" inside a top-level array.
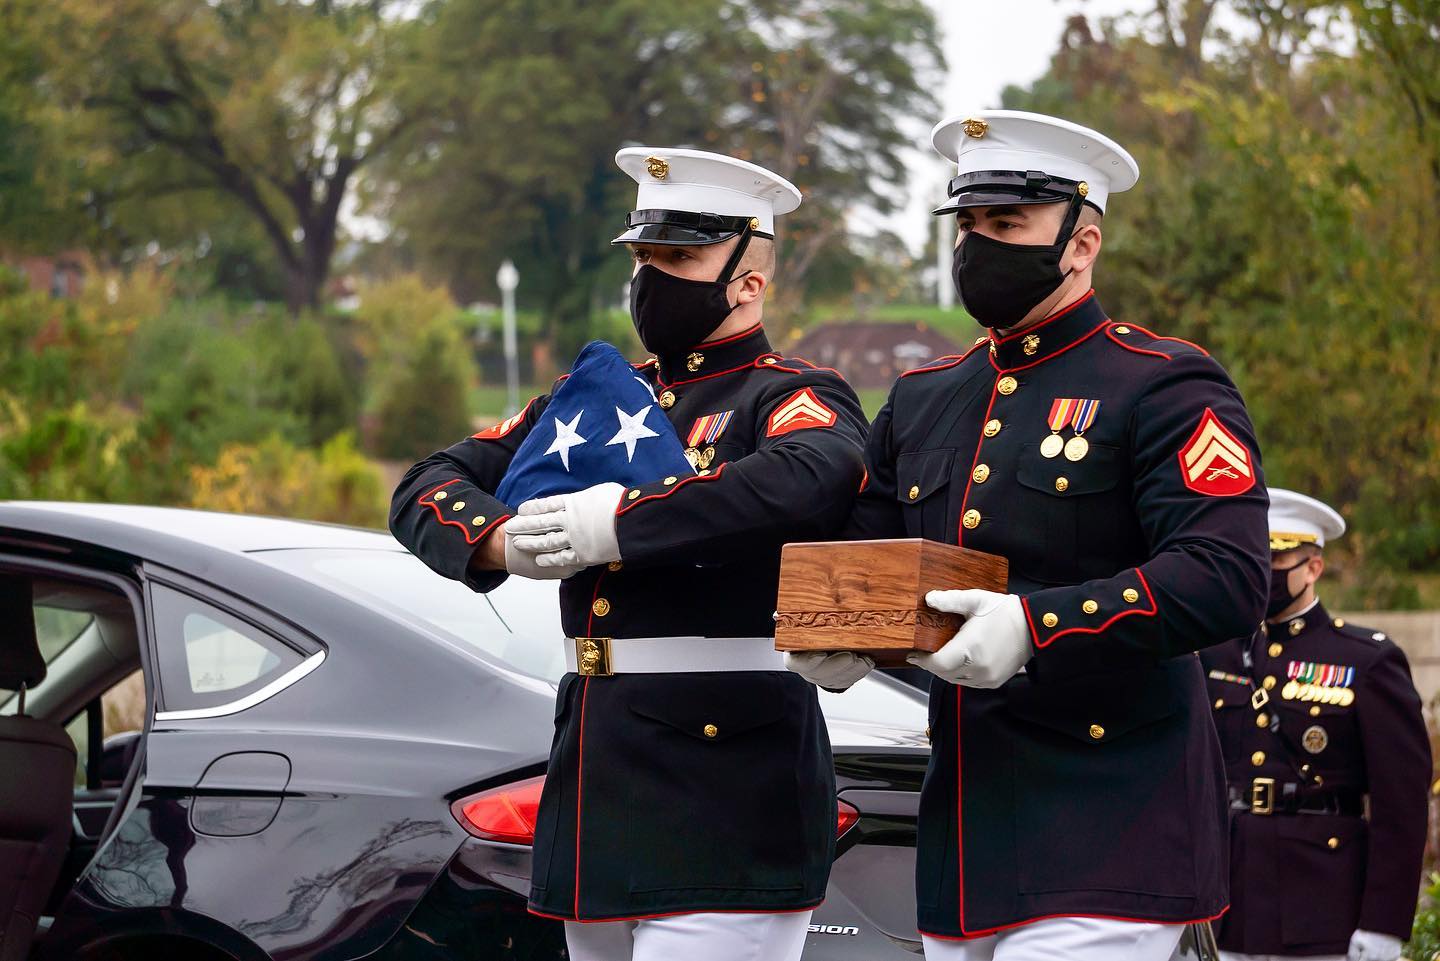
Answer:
[{"left": 15, "top": 0, "right": 423, "bottom": 312}]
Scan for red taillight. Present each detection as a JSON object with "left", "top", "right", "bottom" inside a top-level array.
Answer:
[
  {"left": 452, "top": 775, "right": 546, "bottom": 845},
  {"left": 453, "top": 777, "right": 859, "bottom": 845}
]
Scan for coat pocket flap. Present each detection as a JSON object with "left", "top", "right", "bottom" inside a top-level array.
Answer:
[{"left": 896, "top": 449, "right": 958, "bottom": 504}]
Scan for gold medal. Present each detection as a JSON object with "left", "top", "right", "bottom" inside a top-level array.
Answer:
[
  {"left": 684, "top": 447, "right": 701, "bottom": 469},
  {"left": 1064, "top": 435, "right": 1089, "bottom": 461},
  {"left": 1040, "top": 434, "right": 1064, "bottom": 458},
  {"left": 1339, "top": 688, "right": 1355, "bottom": 707},
  {"left": 1281, "top": 679, "right": 1299, "bottom": 700}
]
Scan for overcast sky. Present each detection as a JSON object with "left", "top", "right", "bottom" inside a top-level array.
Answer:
[{"left": 866, "top": 0, "right": 1151, "bottom": 255}]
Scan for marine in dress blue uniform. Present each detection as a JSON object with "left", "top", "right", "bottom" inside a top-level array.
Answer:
[
  {"left": 1201, "top": 490, "right": 1430, "bottom": 961},
  {"left": 807, "top": 110, "right": 1272, "bottom": 960},
  {"left": 389, "top": 147, "right": 868, "bottom": 961}
]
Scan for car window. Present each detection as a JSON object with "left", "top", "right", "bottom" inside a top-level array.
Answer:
[
  {"left": 151, "top": 583, "right": 304, "bottom": 713},
  {"left": 34, "top": 605, "right": 94, "bottom": 664},
  {"left": 258, "top": 549, "right": 565, "bottom": 681},
  {"left": 64, "top": 670, "right": 145, "bottom": 787}
]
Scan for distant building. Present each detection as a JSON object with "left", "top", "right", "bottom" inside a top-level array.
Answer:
[
  {"left": 1, "top": 251, "right": 86, "bottom": 298},
  {"left": 789, "top": 321, "right": 966, "bottom": 390}
]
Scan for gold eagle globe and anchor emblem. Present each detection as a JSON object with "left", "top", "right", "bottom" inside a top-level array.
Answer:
[
  {"left": 644, "top": 155, "right": 670, "bottom": 180},
  {"left": 961, "top": 117, "right": 989, "bottom": 139}
]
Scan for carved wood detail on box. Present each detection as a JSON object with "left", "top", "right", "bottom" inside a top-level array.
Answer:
[{"left": 774, "top": 538, "right": 1008, "bottom": 666}]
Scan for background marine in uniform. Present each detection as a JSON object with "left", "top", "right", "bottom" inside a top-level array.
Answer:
[{"left": 1201, "top": 489, "right": 1430, "bottom": 961}]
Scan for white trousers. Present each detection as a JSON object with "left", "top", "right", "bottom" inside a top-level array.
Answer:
[
  {"left": 922, "top": 916, "right": 1185, "bottom": 960},
  {"left": 1219, "top": 954, "right": 1346, "bottom": 961},
  {"left": 564, "top": 910, "right": 813, "bottom": 961}
]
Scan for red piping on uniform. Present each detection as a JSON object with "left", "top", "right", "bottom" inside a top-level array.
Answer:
[
  {"left": 858, "top": 467, "right": 869, "bottom": 493},
  {"left": 616, "top": 462, "right": 729, "bottom": 516},
  {"left": 660, "top": 360, "right": 773, "bottom": 390},
  {"left": 956, "top": 687, "right": 966, "bottom": 932},
  {"left": 417, "top": 481, "right": 510, "bottom": 545},
  {"left": 1119, "top": 322, "right": 1210, "bottom": 357},
  {"left": 989, "top": 321, "right": 1109, "bottom": 374},
  {"left": 921, "top": 904, "right": 1230, "bottom": 941},
  {"left": 698, "top": 322, "right": 764, "bottom": 348},
  {"left": 574, "top": 675, "right": 590, "bottom": 919},
  {"left": 955, "top": 381, "right": 1001, "bottom": 548},
  {"left": 528, "top": 899, "right": 824, "bottom": 925},
  {"left": 989, "top": 290, "right": 1096, "bottom": 345},
  {"left": 1104, "top": 325, "right": 1173, "bottom": 359},
  {"left": 1022, "top": 569, "right": 1158, "bottom": 647}
]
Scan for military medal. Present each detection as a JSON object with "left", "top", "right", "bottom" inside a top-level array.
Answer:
[
  {"left": 1042, "top": 399, "right": 1076, "bottom": 458},
  {"left": 1063, "top": 399, "right": 1101, "bottom": 462},
  {"left": 1302, "top": 725, "right": 1329, "bottom": 754}
]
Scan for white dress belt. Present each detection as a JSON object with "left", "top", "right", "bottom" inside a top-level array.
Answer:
[{"left": 564, "top": 636, "right": 785, "bottom": 675}]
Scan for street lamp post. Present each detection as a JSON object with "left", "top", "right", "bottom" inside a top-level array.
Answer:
[{"left": 496, "top": 259, "right": 520, "bottom": 416}]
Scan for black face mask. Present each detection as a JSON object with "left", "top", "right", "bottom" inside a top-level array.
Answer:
[
  {"left": 628, "top": 263, "right": 751, "bottom": 357},
  {"left": 950, "top": 214, "right": 1078, "bottom": 329},
  {"left": 1266, "top": 560, "right": 1309, "bottom": 620}
]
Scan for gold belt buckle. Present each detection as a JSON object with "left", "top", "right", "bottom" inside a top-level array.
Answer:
[
  {"left": 574, "top": 637, "right": 613, "bottom": 677},
  {"left": 1251, "top": 777, "right": 1275, "bottom": 815}
]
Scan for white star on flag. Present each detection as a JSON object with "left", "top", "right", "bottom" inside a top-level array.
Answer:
[
  {"left": 606, "top": 404, "right": 659, "bottom": 462},
  {"left": 545, "top": 410, "right": 587, "bottom": 471}
]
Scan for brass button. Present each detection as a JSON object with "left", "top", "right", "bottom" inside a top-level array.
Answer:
[
  {"left": 1263, "top": 675, "right": 1277, "bottom": 691},
  {"left": 686, "top": 352, "right": 704, "bottom": 372},
  {"left": 434, "top": 490, "right": 448, "bottom": 500},
  {"left": 925, "top": 726, "right": 932, "bottom": 740},
  {"left": 1289, "top": 618, "right": 1305, "bottom": 636},
  {"left": 659, "top": 390, "right": 676, "bottom": 408},
  {"left": 1214, "top": 698, "right": 1224, "bottom": 709},
  {"left": 1333, "top": 618, "right": 1345, "bottom": 628},
  {"left": 699, "top": 469, "right": 711, "bottom": 476},
  {"left": 471, "top": 515, "right": 486, "bottom": 526},
  {"left": 663, "top": 476, "right": 677, "bottom": 486},
  {"left": 1055, "top": 476, "right": 1070, "bottom": 493},
  {"left": 909, "top": 485, "right": 920, "bottom": 500},
  {"left": 452, "top": 501, "right": 465, "bottom": 511},
  {"left": 972, "top": 464, "right": 990, "bottom": 484},
  {"left": 1310, "top": 705, "right": 1321, "bottom": 717},
  {"left": 1042, "top": 613, "right": 1059, "bottom": 628},
  {"left": 762, "top": 357, "right": 778, "bottom": 365},
  {"left": 997, "top": 376, "right": 1017, "bottom": 395},
  {"left": 1267, "top": 642, "right": 1283, "bottom": 658},
  {"left": 1314, "top": 774, "right": 1324, "bottom": 786},
  {"left": 1251, "top": 751, "right": 1266, "bottom": 766},
  {"left": 1088, "top": 724, "right": 1105, "bottom": 740},
  {"left": 983, "top": 418, "right": 1002, "bottom": 437},
  {"left": 1256, "top": 713, "right": 1270, "bottom": 728},
  {"left": 1082, "top": 599, "right": 1099, "bottom": 615},
  {"left": 627, "top": 489, "right": 641, "bottom": 500},
  {"left": 592, "top": 598, "right": 611, "bottom": 617},
  {"left": 1115, "top": 326, "right": 1131, "bottom": 334},
  {"left": 607, "top": 560, "right": 623, "bottom": 572},
  {"left": 1122, "top": 588, "right": 1139, "bottom": 603},
  {"left": 703, "top": 723, "right": 718, "bottom": 739},
  {"left": 962, "top": 509, "right": 981, "bottom": 529},
  {"left": 1326, "top": 836, "right": 1339, "bottom": 850}
]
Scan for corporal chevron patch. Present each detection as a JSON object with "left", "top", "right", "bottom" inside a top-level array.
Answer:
[
  {"left": 1177, "top": 407, "right": 1255, "bottom": 496},
  {"left": 766, "top": 387, "right": 837, "bottom": 438}
]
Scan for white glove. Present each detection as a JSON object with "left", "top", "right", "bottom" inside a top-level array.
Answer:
[
  {"left": 784, "top": 651, "right": 875, "bottom": 691},
  {"left": 508, "top": 482, "right": 624, "bottom": 569},
  {"left": 503, "top": 526, "right": 584, "bottom": 580},
  {"left": 1348, "top": 929, "right": 1402, "bottom": 961},
  {"left": 907, "top": 589, "right": 1030, "bottom": 688}
]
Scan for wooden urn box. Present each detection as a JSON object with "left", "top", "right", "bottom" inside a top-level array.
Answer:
[{"left": 774, "top": 539, "right": 1009, "bottom": 666}]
